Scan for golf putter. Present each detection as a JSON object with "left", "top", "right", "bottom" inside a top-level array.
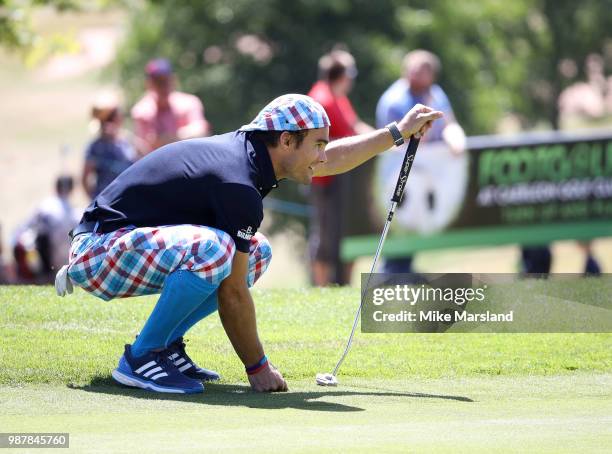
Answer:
[{"left": 316, "top": 135, "right": 421, "bottom": 387}]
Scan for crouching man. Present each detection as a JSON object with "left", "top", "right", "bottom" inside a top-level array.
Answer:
[{"left": 56, "top": 94, "right": 442, "bottom": 394}]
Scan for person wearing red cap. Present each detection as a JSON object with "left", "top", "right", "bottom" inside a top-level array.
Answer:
[
  {"left": 131, "top": 58, "right": 211, "bottom": 155},
  {"left": 56, "top": 94, "right": 442, "bottom": 394}
]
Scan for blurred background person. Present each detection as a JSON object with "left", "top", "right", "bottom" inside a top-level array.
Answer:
[
  {"left": 521, "top": 54, "right": 605, "bottom": 276},
  {"left": 12, "top": 176, "right": 80, "bottom": 284},
  {"left": 376, "top": 49, "right": 466, "bottom": 274},
  {"left": 307, "top": 48, "right": 373, "bottom": 286},
  {"left": 131, "top": 58, "right": 211, "bottom": 155},
  {"left": 82, "top": 93, "right": 136, "bottom": 200},
  {"left": 0, "top": 224, "right": 15, "bottom": 284}
]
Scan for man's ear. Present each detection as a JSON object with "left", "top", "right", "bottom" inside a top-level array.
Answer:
[{"left": 280, "top": 131, "right": 293, "bottom": 148}]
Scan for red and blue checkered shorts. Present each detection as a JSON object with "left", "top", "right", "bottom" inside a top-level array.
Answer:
[{"left": 67, "top": 225, "right": 271, "bottom": 301}]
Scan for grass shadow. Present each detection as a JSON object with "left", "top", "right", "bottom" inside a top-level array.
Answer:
[{"left": 68, "top": 375, "right": 473, "bottom": 412}]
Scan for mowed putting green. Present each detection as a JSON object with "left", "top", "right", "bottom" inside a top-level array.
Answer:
[{"left": 1, "top": 285, "right": 611, "bottom": 452}]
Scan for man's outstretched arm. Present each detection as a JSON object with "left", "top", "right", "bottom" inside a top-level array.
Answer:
[
  {"left": 217, "top": 251, "right": 288, "bottom": 392},
  {"left": 314, "top": 104, "right": 443, "bottom": 177}
]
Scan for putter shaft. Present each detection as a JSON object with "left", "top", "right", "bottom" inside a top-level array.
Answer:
[{"left": 331, "top": 202, "right": 396, "bottom": 376}]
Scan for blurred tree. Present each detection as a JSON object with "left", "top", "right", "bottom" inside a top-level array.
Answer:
[
  {"left": 0, "top": 0, "right": 121, "bottom": 66},
  {"left": 0, "top": 0, "right": 79, "bottom": 49}
]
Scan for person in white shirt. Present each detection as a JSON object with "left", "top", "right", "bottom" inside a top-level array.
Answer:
[{"left": 13, "top": 176, "right": 81, "bottom": 283}]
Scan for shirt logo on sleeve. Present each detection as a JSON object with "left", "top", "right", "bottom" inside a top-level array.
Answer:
[{"left": 237, "top": 226, "right": 254, "bottom": 240}]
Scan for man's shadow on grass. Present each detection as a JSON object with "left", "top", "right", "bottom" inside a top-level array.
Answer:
[{"left": 68, "top": 375, "right": 473, "bottom": 412}]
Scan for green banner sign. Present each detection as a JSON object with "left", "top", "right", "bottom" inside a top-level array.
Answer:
[{"left": 458, "top": 136, "right": 612, "bottom": 227}]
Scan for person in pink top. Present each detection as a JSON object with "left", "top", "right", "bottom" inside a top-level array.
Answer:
[{"left": 131, "top": 58, "right": 211, "bottom": 155}]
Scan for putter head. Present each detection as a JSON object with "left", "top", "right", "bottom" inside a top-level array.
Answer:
[{"left": 315, "top": 372, "right": 338, "bottom": 386}]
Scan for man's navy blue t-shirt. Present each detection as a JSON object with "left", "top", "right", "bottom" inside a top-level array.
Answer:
[{"left": 80, "top": 131, "right": 278, "bottom": 253}]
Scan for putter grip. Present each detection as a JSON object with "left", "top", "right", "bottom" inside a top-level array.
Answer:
[{"left": 391, "top": 136, "right": 420, "bottom": 203}]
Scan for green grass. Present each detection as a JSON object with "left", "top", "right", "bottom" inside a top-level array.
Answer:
[{"left": 1, "top": 285, "right": 611, "bottom": 452}]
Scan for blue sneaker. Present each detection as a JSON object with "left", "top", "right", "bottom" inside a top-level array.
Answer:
[
  {"left": 167, "top": 337, "right": 221, "bottom": 382},
  {"left": 111, "top": 344, "right": 204, "bottom": 394}
]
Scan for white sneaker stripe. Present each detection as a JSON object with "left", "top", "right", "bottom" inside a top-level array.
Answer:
[
  {"left": 169, "top": 353, "right": 179, "bottom": 360},
  {"left": 174, "top": 358, "right": 186, "bottom": 366},
  {"left": 178, "top": 363, "right": 193, "bottom": 372},
  {"left": 143, "top": 366, "right": 163, "bottom": 377},
  {"left": 150, "top": 372, "right": 169, "bottom": 380},
  {"left": 134, "top": 360, "right": 157, "bottom": 374}
]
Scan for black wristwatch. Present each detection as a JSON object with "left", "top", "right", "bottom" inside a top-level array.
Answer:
[{"left": 385, "top": 121, "right": 405, "bottom": 146}]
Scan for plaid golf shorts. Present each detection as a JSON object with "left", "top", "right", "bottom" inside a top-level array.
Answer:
[{"left": 67, "top": 224, "right": 272, "bottom": 301}]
